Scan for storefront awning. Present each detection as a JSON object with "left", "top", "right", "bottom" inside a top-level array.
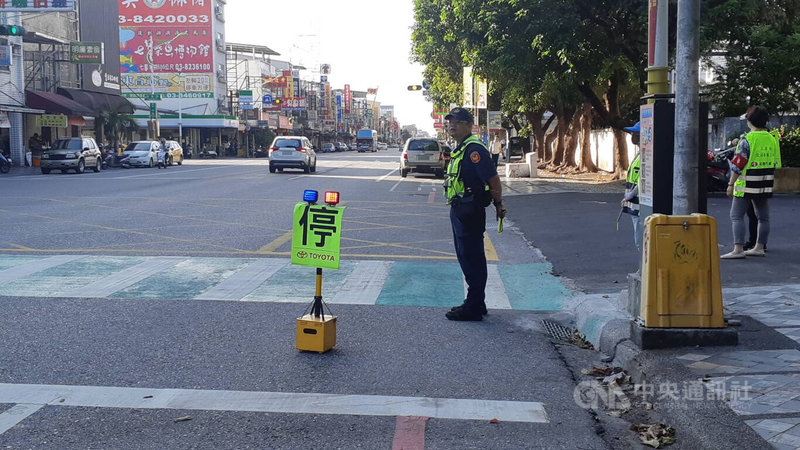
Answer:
[
  {"left": 57, "top": 88, "right": 134, "bottom": 114},
  {"left": 0, "top": 104, "right": 45, "bottom": 115},
  {"left": 25, "top": 90, "right": 94, "bottom": 117}
]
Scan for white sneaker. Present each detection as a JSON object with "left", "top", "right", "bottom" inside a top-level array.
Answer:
[
  {"left": 744, "top": 248, "right": 765, "bottom": 257},
  {"left": 720, "top": 251, "right": 746, "bottom": 259}
]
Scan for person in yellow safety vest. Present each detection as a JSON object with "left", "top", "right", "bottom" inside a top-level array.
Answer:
[
  {"left": 621, "top": 122, "right": 642, "bottom": 251},
  {"left": 443, "top": 107, "right": 505, "bottom": 321},
  {"left": 721, "top": 105, "right": 781, "bottom": 259}
]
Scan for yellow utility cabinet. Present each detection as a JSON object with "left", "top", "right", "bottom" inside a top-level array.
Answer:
[{"left": 640, "top": 214, "right": 724, "bottom": 328}]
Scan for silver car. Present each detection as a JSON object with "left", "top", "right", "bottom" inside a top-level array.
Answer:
[
  {"left": 400, "top": 138, "right": 446, "bottom": 178},
  {"left": 268, "top": 136, "right": 317, "bottom": 174},
  {"left": 40, "top": 137, "right": 102, "bottom": 174},
  {"left": 122, "top": 141, "right": 160, "bottom": 168}
]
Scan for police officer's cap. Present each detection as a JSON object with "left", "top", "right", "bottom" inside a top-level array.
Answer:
[{"left": 445, "top": 107, "right": 474, "bottom": 124}]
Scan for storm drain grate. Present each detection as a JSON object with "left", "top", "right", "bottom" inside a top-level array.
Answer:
[{"left": 541, "top": 319, "right": 574, "bottom": 341}]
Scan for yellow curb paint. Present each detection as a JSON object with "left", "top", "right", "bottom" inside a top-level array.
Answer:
[{"left": 484, "top": 234, "right": 499, "bottom": 261}]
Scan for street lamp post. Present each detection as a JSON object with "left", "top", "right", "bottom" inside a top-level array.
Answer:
[{"left": 178, "top": 71, "right": 183, "bottom": 148}]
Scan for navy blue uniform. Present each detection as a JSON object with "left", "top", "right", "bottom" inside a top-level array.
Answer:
[{"left": 450, "top": 140, "right": 497, "bottom": 312}]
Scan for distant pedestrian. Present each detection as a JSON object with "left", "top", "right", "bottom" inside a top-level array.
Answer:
[
  {"left": 490, "top": 133, "right": 503, "bottom": 167},
  {"left": 721, "top": 106, "right": 781, "bottom": 259},
  {"left": 443, "top": 107, "right": 505, "bottom": 321},
  {"left": 621, "top": 122, "right": 642, "bottom": 251}
]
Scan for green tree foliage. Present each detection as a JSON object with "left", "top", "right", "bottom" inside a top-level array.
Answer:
[{"left": 702, "top": 0, "right": 800, "bottom": 116}]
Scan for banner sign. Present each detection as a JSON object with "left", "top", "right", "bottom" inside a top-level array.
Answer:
[
  {"left": 477, "top": 77, "right": 488, "bottom": 109},
  {"left": 283, "top": 71, "right": 294, "bottom": 101},
  {"left": 292, "top": 70, "right": 300, "bottom": 98},
  {"left": 462, "top": 66, "right": 474, "bottom": 108},
  {"left": 281, "top": 97, "right": 306, "bottom": 111},
  {"left": 264, "top": 76, "right": 288, "bottom": 88},
  {"left": 0, "top": 0, "right": 74, "bottom": 12},
  {"left": 344, "top": 84, "right": 351, "bottom": 114},
  {"left": 119, "top": 0, "right": 214, "bottom": 99},
  {"left": 0, "top": 45, "right": 10, "bottom": 66},
  {"left": 292, "top": 201, "right": 345, "bottom": 270},
  {"left": 80, "top": 0, "right": 121, "bottom": 94},
  {"left": 70, "top": 41, "right": 104, "bottom": 64},
  {"left": 36, "top": 114, "right": 68, "bottom": 128}
]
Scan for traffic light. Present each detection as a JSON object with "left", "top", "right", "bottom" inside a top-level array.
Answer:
[
  {"left": 0, "top": 24, "right": 25, "bottom": 36},
  {"left": 407, "top": 85, "right": 423, "bottom": 91},
  {"left": 273, "top": 98, "right": 282, "bottom": 105}
]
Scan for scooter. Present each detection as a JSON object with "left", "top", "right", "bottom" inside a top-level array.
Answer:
[
  {"left": 157, "top": 147, "right": 170, "bottom": 169},
  {"left": 706, "top": 144, "right": 736, "bottom": 192},
  {"left": 0, "top": 152, "right": 11, "bottom": 174}
]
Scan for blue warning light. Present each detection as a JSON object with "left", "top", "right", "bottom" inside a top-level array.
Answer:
[{"left": 303, "top": 190, "right": 318, "bottom": 203}]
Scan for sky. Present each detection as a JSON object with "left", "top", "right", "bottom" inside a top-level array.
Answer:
[{"left": 225, "top": 0, "right": 434, "bottom": 134}]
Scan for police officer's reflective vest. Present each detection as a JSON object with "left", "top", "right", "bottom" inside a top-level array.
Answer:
[
  {"left": 734, "top": 131, "right": 781, "bottom": 198},
  {"left": 622, "top": 154, "right": 641, "bottom": 216},
  {"left": 444, "top": 135, "right": 490, "bottom": 204}
]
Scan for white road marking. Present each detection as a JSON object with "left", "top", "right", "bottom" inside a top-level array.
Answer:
[
  {"left": 0, "top": 384, "right": 548, "bottom": 424},
  {"left": 0, "top": 404, "right": 44, "bottom": 435},
  {"left": 331, "top": 260, "right": 393, "bottom": 305},
  {"left": 194, "top": 259, "right": 286, "bottom": 301},
  {"left": 60, "top": 257, "right": 183, "bottom": 298},
  {"left": 463, "top": 264, "right": 513, "bottom": 310},
  {"left": 390, "top": 178, "right": 404, "bottom": 191},
  {"left": 113, "top": 166, "right": 222, "bottom": 179},
  {"left": 377, "top": 168, "right": 398, "bottom": 182},
  {"left": 0, "top": 255, "right": 85, "bottom": 283}
]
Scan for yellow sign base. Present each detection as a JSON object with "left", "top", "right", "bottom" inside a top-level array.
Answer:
[{"left": 296, "top": 314, "right": 337, "bottom": 353}]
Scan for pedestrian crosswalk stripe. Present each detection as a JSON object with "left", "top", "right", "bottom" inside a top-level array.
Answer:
[
  {"left": 61, "top": 257, "right": 182, "bottom": 298},
  {"left": 331, "top": 260, "right": 393, "bottom": 305},
  {"left": 0, "top": 255, "right": 572, "bottom": 310},
  {"left": 0, "top": 255, "right": 85, "bottom": 284},
  {"left": 0, "top": 383, "right": 549, "bottom": 424},
  {"left": 195, "top": 258, "right": 285, "bottom": 301}
]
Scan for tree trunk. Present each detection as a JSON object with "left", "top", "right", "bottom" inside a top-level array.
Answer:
[
  {"left": 550, "top": 109, "right": 567, "bottom": 166},
  {"left": 603, "top": 72, "right": 628, "bottom": 179},
  {"left": 579, "top": 102, "right": 598, "bottom": 172},
  {"left": 526, "top": 111, "right": 544, "bottom": 159},
  {"left": 543, "top": 126, "right": 556, "bottom": 165},
  {"left": 560, "top": 108, "right": 583, "bottom": 169}
]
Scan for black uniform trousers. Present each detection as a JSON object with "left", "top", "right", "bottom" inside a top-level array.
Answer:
[{"left": 449, "top": 197, "right": 487, "bottom": 311}]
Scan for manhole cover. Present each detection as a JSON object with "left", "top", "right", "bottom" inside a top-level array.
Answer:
[{"left": 541, "top": 319, "right": 574, "bottom": 340}]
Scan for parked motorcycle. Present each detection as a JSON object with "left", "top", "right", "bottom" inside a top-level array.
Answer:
[
  {"left": 706, "top": 143, "right": 736, "bottom": 192},
  {"left": 0, "top": 152, "right": 11, "bottom": 174}
]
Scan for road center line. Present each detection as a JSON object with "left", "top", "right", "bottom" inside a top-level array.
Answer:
[{"left": 0, "top": 383, "right": 549, "bottom": 423}]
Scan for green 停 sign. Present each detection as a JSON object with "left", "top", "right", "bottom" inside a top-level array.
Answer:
[
  {"left": 149, "top": 103, "right": 157, "bottom": 119},
  {"left": 291, "top": 202, "right": 345, "bottom": 270}
]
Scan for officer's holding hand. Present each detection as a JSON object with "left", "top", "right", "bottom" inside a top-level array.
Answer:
[{"left": 443, "top": 107, "right": 505, "bottom": 322}]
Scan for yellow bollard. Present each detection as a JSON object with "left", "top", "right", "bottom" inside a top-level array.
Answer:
[{"left": 639, "top": 214, "right": 724, "bottom": 328}]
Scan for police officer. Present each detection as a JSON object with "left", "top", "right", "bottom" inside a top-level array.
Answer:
[{"left": 443, "top": 107, "right": 506, "bottom": 321}]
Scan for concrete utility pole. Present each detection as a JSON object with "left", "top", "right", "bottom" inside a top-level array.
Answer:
[{"left": 673, "top": 0, "right": 701, "bottom": 215}]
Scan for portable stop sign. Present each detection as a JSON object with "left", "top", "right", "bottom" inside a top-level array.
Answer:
[{"left": 292, "top": 190, "right": 345, "bottom": 353}]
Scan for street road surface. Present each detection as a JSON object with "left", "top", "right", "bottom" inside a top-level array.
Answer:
[{"left": 0, "top": 152, "right": 607, "bottom": 449}]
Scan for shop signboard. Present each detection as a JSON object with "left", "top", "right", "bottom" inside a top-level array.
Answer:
[
  {"left": 281, "top": 97, "right": 306, "bottom": 111},
  {"left": 36, "top": 114, "right": 68, "bottom": 128},
  {"left": 239, "top": 90, "right": 253, "bottom": 110},
  {"left": 69, "top": 41, "right": 104, "bottom": 64},
  {"left": 344, "top": 84, "right": 351, "bottom": 114},
  {"left": 119, "top": 0, "right": 214, "bottom": 100},
  {"left": 488, "top": 111, "right": 503, "bottom": 132},
  {"left": 0, "top": 1, "right": 74, "bottom": 12},
  {"left": 264, "top": 76, "right": 288, "bottom": 88}
]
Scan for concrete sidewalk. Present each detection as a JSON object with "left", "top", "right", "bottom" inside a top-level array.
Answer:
[{"left": 503, "top": 187, "right": 800, "bottom": 448}]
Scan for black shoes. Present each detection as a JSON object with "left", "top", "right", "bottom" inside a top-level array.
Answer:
[
  {"left": 449, "top": 302, "right": 488, "bottom": 315},
  {"left": 446, "top": 306, "right": 483, "bottom": 321}
]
